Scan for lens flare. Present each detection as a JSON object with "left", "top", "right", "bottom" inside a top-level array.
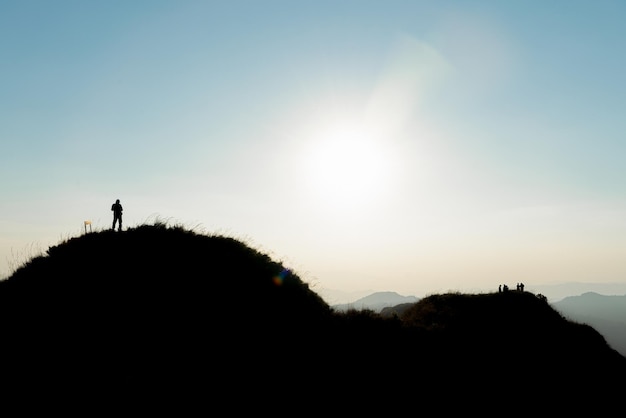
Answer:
[{"left": 273, "top": 268, "right": 291, "bottom": 286}]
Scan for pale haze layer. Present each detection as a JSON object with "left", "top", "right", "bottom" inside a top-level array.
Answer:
[{"left": 2, "top": 1, "right": 626, "bottom": 303}]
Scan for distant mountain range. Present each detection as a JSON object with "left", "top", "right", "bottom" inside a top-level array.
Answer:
[
  {"left": 553, "top": 292, "right": 626, "bottom": 357},
  {"left": 331, "top": 291, "right": 419, "bottom": 312},
  {"left": 321, "top": 281, "right": 626, "bottom": 305},
  {"left": 529, "top": 282, "right": 626, "bottom": 302}
]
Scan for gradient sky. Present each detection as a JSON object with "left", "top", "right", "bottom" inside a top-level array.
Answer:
[{"left": 2, "top": 1, "right": 626, "bottom": 301}]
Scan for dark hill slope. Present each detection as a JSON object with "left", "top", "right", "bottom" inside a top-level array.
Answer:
[
  {"left": 1, "top": 223, "right": 624, "bottom": 412},
  {"left": 402, "top": 292, "right": 626, "bottom": 372},
  {"left": 0, "top": 224, "right": 338, "bottom": 409}
]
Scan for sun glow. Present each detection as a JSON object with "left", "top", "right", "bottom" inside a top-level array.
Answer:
[
  {"left": 293, "top": 36, "right": 449, "bottom": 218},
  {"left": 300, "top": 120, "right": 395, "bottom": 214}
]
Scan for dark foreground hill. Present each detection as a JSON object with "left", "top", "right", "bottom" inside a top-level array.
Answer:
[{"left": 1, "top": 223, "right": 624, "bottom": 413}]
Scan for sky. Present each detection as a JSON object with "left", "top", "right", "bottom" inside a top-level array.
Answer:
[{"left": 2, "top": 0, "right": 626, "bottom": 302}]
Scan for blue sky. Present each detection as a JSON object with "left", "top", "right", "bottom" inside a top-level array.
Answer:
[{"left": 2, "top": 1, "right": 626, "bottom": 301}]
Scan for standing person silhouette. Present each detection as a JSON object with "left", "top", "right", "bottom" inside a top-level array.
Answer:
[{"left": 111, "top": 199, "right": 123, "bottom": 231}]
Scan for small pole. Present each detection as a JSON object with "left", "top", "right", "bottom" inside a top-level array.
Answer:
[{"left": 84, "top": 220, "right": 92, "bottom": 234}]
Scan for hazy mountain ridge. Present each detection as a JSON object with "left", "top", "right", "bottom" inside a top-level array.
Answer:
[
  {"left": 553, "top": 292, "right": 626, "bottom": 357},
  {"left": 1, "top": 222, "right": 624, "bottom": 412},
  {"left": 529, "top": 282, "right": 626, "bottom": 302},
  {"left": 331, "top": 291, "right": 419, "bottom": 312},
  {"left": 322, "top": 281, "right": 626, "bottom": 306}
]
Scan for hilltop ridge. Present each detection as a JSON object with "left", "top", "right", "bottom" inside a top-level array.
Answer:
[{"left": 1, "top": 222, "right": 624, "bottom": 412}]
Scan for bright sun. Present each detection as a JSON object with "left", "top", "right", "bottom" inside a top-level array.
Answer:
[{"left": 301, "top": 122, "right": 394, "bottom": 214}]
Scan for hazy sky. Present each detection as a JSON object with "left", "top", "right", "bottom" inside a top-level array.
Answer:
[{"left": 2, "top": 1, "right": 626, "bottom": 300}]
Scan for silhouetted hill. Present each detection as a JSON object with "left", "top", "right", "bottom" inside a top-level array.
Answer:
[
  {"left": 402, "top": 291, "right": 625, "bottom": 365},
  {"left": 1, "top": 223, "right": 336, "bottom": 411},
  {"left": 1, "top": 223, "right": 624, "bottom": 413}
]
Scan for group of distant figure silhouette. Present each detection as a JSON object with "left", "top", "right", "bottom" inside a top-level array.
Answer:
[{"left": 499, "top": 283, "right": 524, "bottom": 292}]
